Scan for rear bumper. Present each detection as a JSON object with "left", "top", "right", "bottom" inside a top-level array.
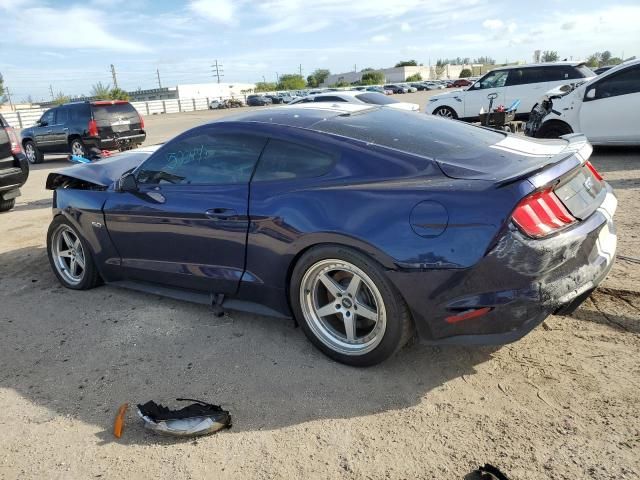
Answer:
[
  {"left": 388, "top": 184, "right": 617, "bottom": 345},
  {"left": 86, "top": 132, "right": 146, "bottom": 150},
  {"left": 0, "top": 153, "right": 29, "bottom": 196}
]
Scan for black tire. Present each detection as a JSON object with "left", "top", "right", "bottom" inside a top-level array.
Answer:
[
  {"left": 47, "top": 216, "right": 101, "bottom": 290},
  {"left": 290, "top": 245, "right": 414, "bottom": 367},
  {"left": 0, "top": 198, "right": 15, "bottom": 212},
  {"left": 433, "top": 106, "right": 458, "bottom": 119},
  {"left": 23, "top": 139, "right": 43, "bottom": 164},
  {"left": 69, "top": 138, "right": 87, "bottom": 157},
  {"left": 536, "top": 121, "right": 573, "bottom": 139}
]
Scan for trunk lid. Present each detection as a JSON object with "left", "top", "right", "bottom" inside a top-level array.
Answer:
[{"left": 91, "top": 102, "right": 143, "bottom": 139}]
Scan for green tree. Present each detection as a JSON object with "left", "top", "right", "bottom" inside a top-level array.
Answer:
[
  {"left": 607, "top": 57, "right": 624, "bottom": 66},
  {"left": 254, "top": 82, "right": 277, "bottom": 92},
  {"left": 459, "top": 68, "right": 472, "bottom": 78},
  {"left": 406, "top": 73, "right": 422, "bottom": 82},
  {"left": 541, "top": 50, "right": 559, "bottom": 62},
  {"left": 600, "top": 50, "right": 612, "bottom": 65},
  {"left": 91, "top": 82, "right": 111, "bottom": 99},
  {"left": 360, "top": 71, "right": 385, "bottom": 85},
  {"left": 395, "top": 60, "right": 417, "bottom": 67},
  {"left": 474, "top": 56, "right": 496, "bottom": 65},
  {"left": 329, "top": 80, "right": 351, "bottom": 88},
  {"left": 306, "top": 69, "right": 330, "bottom": 88},
  {"left": 586, "top": 52, "right": 600, "bottom": 68},
  {"left": 277, "top": 74, "right": 306, "bottom": 91},
  {"left": 53, "top": 92, "right": 70, "bottom": 105},
  {"left": 109, "top": 87, "right": 130, "bottom": 101}
]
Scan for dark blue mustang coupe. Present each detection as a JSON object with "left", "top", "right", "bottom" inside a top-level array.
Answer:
[{"left": 45, "top": 104, "right": 617, "bottom": 366}]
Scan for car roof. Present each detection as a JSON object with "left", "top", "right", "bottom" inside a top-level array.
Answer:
[
  {"left": 490, "top": 61, "right": 585, "bottom": 72},
  {"left": 591, "top": 58, "right": 640, "bottom": 80},
  {"left": 211, "top": 104, "right": 375, "bottom": 129}
]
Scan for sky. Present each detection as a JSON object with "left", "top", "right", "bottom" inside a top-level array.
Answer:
[{"left": 0, "top": 0, "right": 639, "bottom": 101}]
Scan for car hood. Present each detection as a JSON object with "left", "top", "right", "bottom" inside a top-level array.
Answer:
[{"left": 46, "top": 145, "right": 160, "bottom": 190}]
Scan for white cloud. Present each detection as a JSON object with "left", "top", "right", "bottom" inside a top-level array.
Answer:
[
  {"left": 5, "top": 6, "right": 149, "bottom": 52},
  {"left": 188, "top": 0, "right": 235, "bottom": 24},
  {"left": 370, "top": 34, "right": 390, "bottom": 43},
  {"left": 482, "top": 18, "right": 504, "bottom": 31},
  {"left": 400, "top": 22, "right": 412, "bottom": 32}
]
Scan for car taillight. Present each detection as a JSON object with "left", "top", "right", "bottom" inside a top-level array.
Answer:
[
  {"left": 139, "top": 114, "right": 145, "bottom": 129},
  {"left": 512, "top": 188, "right": 576, "bottom": 238},
  {"left": 586, "top": 161, "right": 603, "bottom": 181},
  {"left": 88, "top": 119, "right": 98, "bottom": 137},
  {"left": 6, "top": 127, "right": 22, "bottom": 155}
]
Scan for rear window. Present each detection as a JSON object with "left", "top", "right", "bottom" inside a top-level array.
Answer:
[
  {"left": 355, "top": 93, "right": 397, "bottom": 105},
  {"left": 314, "top": 108, "right": 505, "bottom": 160},
  {"left": 92, "top": 103, "right": 138, "bottom": 121}
]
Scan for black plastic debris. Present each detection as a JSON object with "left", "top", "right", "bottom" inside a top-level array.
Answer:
[
  {"left": 464, "top": 464, "right": 511, "bottom": 480},
  {"left": 137, "top": 398, "right": 232, "bottom": 437}
]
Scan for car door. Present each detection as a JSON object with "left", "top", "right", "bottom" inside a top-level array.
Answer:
[
  {"left": 49, "top": 106, "right": 70, "bottom": 152},
  {"left": 103, "top": 125, "right": 268, "bottom": 294},
  {"left": 579, "top": 64, "right": 640, "bottom": 144},
  {"left": 33, "top": 109, "right": 57, "bottom": 152},
  {"left": 463, "top": 70, "right": 509, "bottom": 118},
  {"left": 503, "top": 67, "right": 549, "bottom": 114}
]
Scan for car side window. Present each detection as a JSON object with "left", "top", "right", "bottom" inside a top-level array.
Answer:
[
  {"left": 253, "top": 139, "right": 336, "bottom": 181},
  {"left": 314, "top": 96, "right": 347, "bottom": 102},
  {"left": 56, "top": 108, "right": 69, "bottom": 124},
  {"left": 590, "top": 66, "right": 640, "bottom": 100},
  {"left": 40, "top": 109, "right": 56, "bottom": 126},
  {"left": 136, "top": 131, "right": 267, "bottom": 185},
  {"left": 477, "top": 70, "right": 509, "bottom": 89}
]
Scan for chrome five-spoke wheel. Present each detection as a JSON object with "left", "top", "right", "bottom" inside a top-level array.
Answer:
[
  {"left": 300, "top": 259, "right": 387, "bottom": 356},
  {"left": 25, "top": 142, "right": 36, "bottom": 162},
  {"left": 51, "top": 225, "right": 86, "bottom": 286}
]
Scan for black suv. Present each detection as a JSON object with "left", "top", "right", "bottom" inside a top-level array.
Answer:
[
  {"left": 20, "top": 100, "right": 146, "bottom": 164},
  {"left": 0, "top": 114, "right": 29, "bottom": 212},
  {"left": 246, "top": 95, "right": 273, "bottom": 106}
]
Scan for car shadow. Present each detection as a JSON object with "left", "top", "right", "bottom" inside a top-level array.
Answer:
[
  {"left": 9, "top": 198, "right": 52, "bottom": 212},
  {"left": 1, "top": 245, "right": 499, "bottom": 445}
]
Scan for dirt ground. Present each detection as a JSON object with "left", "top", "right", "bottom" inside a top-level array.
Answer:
[{"left": 1, "top": 100, "right": 639, "bottom": 479}]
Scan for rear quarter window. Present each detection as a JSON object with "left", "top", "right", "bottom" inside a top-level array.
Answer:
[{"left": 253, "top": 139, "right": 336, "bottom": 181}]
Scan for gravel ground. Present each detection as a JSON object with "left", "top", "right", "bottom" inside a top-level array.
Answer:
[{"left": 1, "top": 96, "right": 639, "bottom": 479}]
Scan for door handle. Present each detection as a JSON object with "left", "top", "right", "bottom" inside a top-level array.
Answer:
[{"left": 205, "top": 208, "right": 238, "bottom": 220}]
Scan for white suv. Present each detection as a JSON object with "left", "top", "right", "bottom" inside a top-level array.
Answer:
[
  {"left": 526, "top": 59, "right": 640, "bottom": 145},
  {"left": 426, "top": 62, "right": 595, "bottom": 120}
]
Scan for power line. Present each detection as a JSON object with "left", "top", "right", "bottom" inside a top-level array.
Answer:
[
  {"left": 49, "top": 84, "right": 54, "bottom": 101},
  {"left": 211, "top": 60, "right": 224, "bottom": 84},
  {"left": 156, "top": 68, "right": 162, "bottom": 88},
  {"left": 110, "top": 64, "right": 119, "bottom": 89}
]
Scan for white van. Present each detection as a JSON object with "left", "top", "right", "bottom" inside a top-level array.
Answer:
[
  {"left": 426, "top": 62, "right": 595, "bottom": 120},
  {"left": 526, "top": 59, "right": 640, "bottom": 145}
]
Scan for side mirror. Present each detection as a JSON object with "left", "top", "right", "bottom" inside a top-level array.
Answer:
[
  {"left": 116, "top": 172, "right": 138, "bottom": 193},
  {"left": 585, "top": 88, "right": 596, "bottom": 100},
  {"left": 38, "top": 120, "right": 47, "bottom": 127}
]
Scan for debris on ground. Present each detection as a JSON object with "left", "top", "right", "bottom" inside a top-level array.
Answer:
[{"left": 137, "top": 398, "right": 232, "bottom": 437}]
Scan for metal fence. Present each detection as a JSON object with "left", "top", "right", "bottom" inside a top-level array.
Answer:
[{"left": 2, "top": 96, "right": 237, "bottom": 129}]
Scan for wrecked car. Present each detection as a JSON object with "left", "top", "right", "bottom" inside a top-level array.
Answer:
[
  {"left": 45, "top": 103, "right": 616, "bottom": 366},
  {"left": 526, "top": 59, "right": 640, "bottom": 145}
]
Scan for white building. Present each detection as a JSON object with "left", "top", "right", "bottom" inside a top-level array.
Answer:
[{"left": 176, "top": 82, "right": 255, "bottom": 99}]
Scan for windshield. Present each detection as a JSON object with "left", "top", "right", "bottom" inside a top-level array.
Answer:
[{"left": 355, "top": 93, "right": 398, "bottom": 105}]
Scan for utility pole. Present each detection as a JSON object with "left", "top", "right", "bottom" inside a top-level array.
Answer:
[
  {"left": 276, "top": 72, "right": 279, "bottom": 84},
  {"left": 110, "top": 64, "right": 119, "bottom": 89},
  {"left": 156, "top": 68, "right": 162, "bottom": 89},
  {"left": 262, "top": 75, "right": 266, "bottom": 84},
  {"left": 211, "top": 60, "right": 224, "bottom": 84},
  {"left": 354, "top": 64, "right": 357, "bottom": 72},
  {"left": 299, "top": 64, "right": 302, "bottom": 77},
  {"left": 49, "top": 84, "right": 54, "bottom": 100},
  {"left": 5, "top": 87, "right": 14, "bottom": 111}
]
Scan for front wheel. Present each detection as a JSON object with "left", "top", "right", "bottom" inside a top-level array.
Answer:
[
  {"left": 0, "top": 198, "right": 15, "bottom": 212},
  {"left": 290, "top": 246, "right": 414, "bottom": 366},
  {"left": 432, "top": 106, "right": 458, "bottom": 119},
  {"left": 24, "top": 140, "right": 43, "bottom": 164},
  {"left": 47, "top": 217, "right": 101, "bottom": 290}
]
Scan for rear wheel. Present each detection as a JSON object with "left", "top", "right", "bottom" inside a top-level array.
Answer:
[
  {"left": 536, "top": 121, "right": 573, "bottom": 139},
  {"left": 290, "top": 245, "right": 414, "bottom": 366},
  {"left": 47, "top": 217, "right": 101, "bottom": 290},
  {"left": 69, "top": 138, "right": 87, "bottom": 157},
  {"left": 0, "top": 198, "right": 15, "bottom": 212},
  {"left": 24, "top": 140, "right": 43, "bottom": 164},
  {"left": 433, "top": 106, "right": 458, "bottom": 119}
]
